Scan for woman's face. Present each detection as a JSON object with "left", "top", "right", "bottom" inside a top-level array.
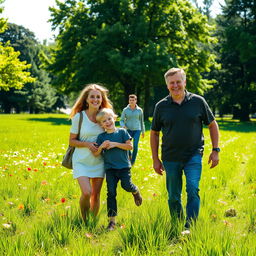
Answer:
[{"left": 86, "top": 89, "right": 103, "bottom": 110}]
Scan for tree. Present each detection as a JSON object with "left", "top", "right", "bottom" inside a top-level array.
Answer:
[
  {"left": 215, "top": 0, "right": 256, "bottom": 121},
  {"left": 0, "top": 23, "right": 60, "bottom": 113},
  {"left": 48, "top": 0, "right": 218, "bottom": 118},
  {"left": 0, "top": 0, "right": 35, "bottom": 91}
]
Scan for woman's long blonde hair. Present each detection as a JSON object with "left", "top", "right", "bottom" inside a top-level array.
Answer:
[{"left": 70, "top": 84, "right": 113, "bottom": 118}]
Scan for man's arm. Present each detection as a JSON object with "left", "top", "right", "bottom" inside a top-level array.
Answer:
[
  {"left": 140, "top": 109, "right": 145, "bottom": 138},
  {"left": 150, "top": 130, "right": 164, "bottom": 175},
  {"left": 208, "top": 120, "right": 220, "bottom": 168},
  {"left": 119, "top": 109, "right": 126, "bottom": 128}
]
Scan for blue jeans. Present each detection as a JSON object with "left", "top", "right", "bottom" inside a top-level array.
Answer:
[
  {"left": 127, "top": 130, "right": 141, "bottom": 165},
  {"left": 106, "top": 168, "right": 138, "bottom": 217},
  {"left": 163, "top": 154, "right": 202, "bottom": 227}
]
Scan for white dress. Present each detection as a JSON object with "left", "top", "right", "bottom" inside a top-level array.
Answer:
[{"left": 70, "top": 111, "right": 105, "bottom": 179}]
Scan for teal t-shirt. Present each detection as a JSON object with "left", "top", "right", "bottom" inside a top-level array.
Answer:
[{"left": 96, "top": 128, "right": 132, "bottom": 170}]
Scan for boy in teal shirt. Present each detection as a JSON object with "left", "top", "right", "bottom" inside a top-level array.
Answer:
[{"left": 94, "top": 108, "right": 142, "bottom": 230}]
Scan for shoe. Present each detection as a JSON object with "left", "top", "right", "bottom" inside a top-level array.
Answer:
[
  {"left": 132, "top": 191, "right": 142, "bottom": 206},
  {"left": 107, "top": 221, "right": 116, "bottom": 231}
]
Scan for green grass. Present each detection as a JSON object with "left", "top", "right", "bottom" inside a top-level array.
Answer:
[{"left": 0, "top": 114, "right": 255, "bottom": 255}]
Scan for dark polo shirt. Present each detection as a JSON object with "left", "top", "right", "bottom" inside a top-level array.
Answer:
[{"left": 151, "top": 91, "right": 214, "bottom": 162}]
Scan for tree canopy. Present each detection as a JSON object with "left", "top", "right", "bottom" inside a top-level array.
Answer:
[
  {"left": 48, "top": 0, "right": 218, "bottom": 116},
  {"left": 0, "top": 0, "right": 35, "bottom": 91}
]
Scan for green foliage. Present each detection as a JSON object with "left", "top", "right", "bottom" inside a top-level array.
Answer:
[
  {"left": 48, "top": 0, "right": 218, "bottom": 117},
  {"left": 0, "top": 2, "right": 35, "bottom": 91},
  {"left": 0, "top": 114, "right": 256, "bottom": 255},
  {"left": 0, "top": 23, "right": 61, "bottom": 113},
  {"left": 208, "top": 0, "right": 256, "bottom": 121},
  {"left": 0, "top": 42, "right": 35, "bottom": 90}
]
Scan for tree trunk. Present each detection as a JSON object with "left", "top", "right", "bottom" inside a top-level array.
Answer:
[
  {"left": 143, "top": 83, "right": 150, "bottom": 121},
  {"left": 239, "top": 102, "right": 250, "bottom": 122}
]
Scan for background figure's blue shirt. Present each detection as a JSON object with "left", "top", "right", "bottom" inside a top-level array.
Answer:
[
  {"left": 96, "top": 128, "right": 132, "bottom": 170},
  {"left": 120, "top": 105, "right": 145, "bottom": 133}
]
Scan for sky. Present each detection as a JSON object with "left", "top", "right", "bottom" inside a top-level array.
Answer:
[{"left": 2, "top": 0, "right": 225, "bottom": 43}]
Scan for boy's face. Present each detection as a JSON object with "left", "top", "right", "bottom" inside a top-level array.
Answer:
[{"left": 100, "top": 114, "right": 115, "bottom": 131}]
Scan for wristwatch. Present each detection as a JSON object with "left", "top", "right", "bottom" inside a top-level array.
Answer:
[{"left": 212, "top": 147, "right": 220, "bottom": 152}]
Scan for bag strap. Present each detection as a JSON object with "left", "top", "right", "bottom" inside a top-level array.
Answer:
[{"left": 77, "top": 112, "right": 83, "bottom": 139}]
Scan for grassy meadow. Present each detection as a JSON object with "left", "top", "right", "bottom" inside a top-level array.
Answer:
[{"left": 0, "top": 114, "right": 256, "bottom": 256}]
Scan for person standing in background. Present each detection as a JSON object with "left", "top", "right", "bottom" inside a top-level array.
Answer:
[{"left": 120, "top": 94, "right": 145, "bottom": 166}]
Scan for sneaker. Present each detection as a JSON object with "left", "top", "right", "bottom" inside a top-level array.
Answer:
[
  {"left": 132, "top": 191, "right": 142, "bottom": 206},
  {"left": 107, "top": 221, "right": 116, "bottom": 231}
]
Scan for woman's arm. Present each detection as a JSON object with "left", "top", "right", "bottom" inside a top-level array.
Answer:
[{"left": 69, "top": 133, "right": 98, "bottom": 152}]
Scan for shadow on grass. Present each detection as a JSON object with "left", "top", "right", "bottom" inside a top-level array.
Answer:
[
  {"left": 26, "top": 117, "right": 71, "bottom": 126},
  {"left": 145, "top": 119, "right": 256, "bottom": 133},
  {"left": 25, "top": 117, "right": 256, "bottom": 133},
  {"left": 216, "top": 119, "right": 256, "bottom": 133}
]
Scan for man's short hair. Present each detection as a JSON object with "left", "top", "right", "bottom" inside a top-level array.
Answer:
[
  {"left": 164, "top": 68, "right": 186, "bottom": 83},
  {"left": 129, "top": 94, "right": 137, "bottom": 100}
]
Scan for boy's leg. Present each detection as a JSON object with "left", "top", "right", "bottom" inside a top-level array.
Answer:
[
  {"left": 119, "top": 168, "right": 138, "bottom": 192},
  {"left": 119, "top": 168, "right": 142, "bottom": 206},
  {"left": 106, "top": 169, "right": 119, "bottom": 217}
]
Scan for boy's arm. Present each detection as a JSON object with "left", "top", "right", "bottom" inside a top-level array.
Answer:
[
  {"left": 107, "top": 139, "right": 133, "bottom": 151},
  {"left": 93, "top": 140, "right": 110, "bottom": 156}
]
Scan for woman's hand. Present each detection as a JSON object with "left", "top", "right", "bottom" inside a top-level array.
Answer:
[{"left": 88, "top": 142, "right": 99, "bottom": 152}]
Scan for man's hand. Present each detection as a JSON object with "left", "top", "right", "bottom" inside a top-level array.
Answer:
[
  {"left": 208, "top": 151, "right": 219, "bottom": 168},
  {"left": 153, "top": 158, "right": 164, "bottom": 175},
  {"left": 141, "top": 133, "right": 145, "bottom": 139}
]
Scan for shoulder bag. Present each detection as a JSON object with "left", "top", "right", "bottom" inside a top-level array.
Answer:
[{"left": 61, "top": 112, "right": 83, "bottom": 169}]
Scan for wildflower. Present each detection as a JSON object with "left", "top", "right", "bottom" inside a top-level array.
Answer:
[
  {"left": 41, "top": 180, "right": 48, "bottom": 185},
  {"left": 65, "top": 206, "right": 71, "bottom": 210},
  {"left": 85, "top": 233, "right": 93, "bottom": 238},
  {"left": 61, "top": 198, "right": 66, "bottom": 203},
  {"left": 27, "top": 167, "right": 31, "bottom": 171},
  {"left": 217, "top": 199, "right": 227, "bottom": 205},
  {"left": 33, "top": 168, "right": 38, "bottom": 172},
  {"left": 223, "top": 220, "right": 232, "bottom": 227},
  {"left": 18, "top": 204, "right": 24, "bottom": 210},
  {"left": 120, "top": 224, "right": 126, "bottom": 229},
  {"left": 9, "top": 174, "right": 13, "bottom": 176},
  {"left": 8, "top": 202, "right": 14, "bottom": 206},
  {"left": 43, "top": 162, "right": 47, "bottom": 166},
  {"left": 181, "top": 230, "right": 191, "bottom": 236},
  {"left": 153, "top": 193, "right": 157, "bottom": 197},
  {"left": 44, "top": 198, "right": 50, "bottom": 202},
  {"left": 2, "top": 223, "right": 11, "bottom": 229},
  {"left": 211, "top": 214, "right": 217, "bottom": 220}
]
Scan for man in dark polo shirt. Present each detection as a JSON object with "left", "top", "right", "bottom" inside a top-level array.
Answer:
[{"left": 150, "top": 67, "right": 220, "bottom": 230}]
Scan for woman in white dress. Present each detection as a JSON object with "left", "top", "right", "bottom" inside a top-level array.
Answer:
[{"left": 69, "top": 84, "right": 113, "bottom": 222}]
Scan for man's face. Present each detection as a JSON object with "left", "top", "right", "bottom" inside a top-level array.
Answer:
[
  {"left": 166, "top": 72, "right": 186, "bottom": 98},
  {"left": 129, "top": 97, "right": 137, "bottom": 107}
]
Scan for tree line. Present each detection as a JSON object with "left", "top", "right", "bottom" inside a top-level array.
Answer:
[{"left": 0, "top": 0, "right": 255, "bottom": 121}]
